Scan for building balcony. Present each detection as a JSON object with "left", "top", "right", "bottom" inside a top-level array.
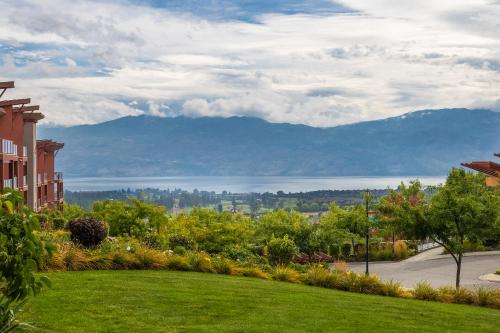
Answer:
[
  {"left": 3, "top": 177, "right": 18, "bottom": 189},
  {"left": 55, "top": 172, "right": 63, "bottom": 181},
  {"left": 0, "top": 139, "right": 18, "bottom": 156}
]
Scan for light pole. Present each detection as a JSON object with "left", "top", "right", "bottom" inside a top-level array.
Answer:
[{"left": 365, "top": 189, "right": 370, "bottom": 276}]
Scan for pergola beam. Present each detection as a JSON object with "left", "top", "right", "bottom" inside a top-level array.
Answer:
[
  {"left": 0, "top": 98, "right": 31, "bottom": 107},
  {"left": 0, "top": 81, "right": 15, "bottom": 89},
  {"left": 13, "top": 105, "right": 40, "bottom": 112}
]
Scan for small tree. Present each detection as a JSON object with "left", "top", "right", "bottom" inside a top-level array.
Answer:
[
  {"left": 378, "top": 181, "right": 426, "bottom": 253},
  {"left": 268, "top": 235, "right": 297, "bottom": 266},
  {"left": 426, "top": 168, "right": 500, "bottom": 288},
  {"left": 0, "top": 189, "right": 52, "bottom": 331}
]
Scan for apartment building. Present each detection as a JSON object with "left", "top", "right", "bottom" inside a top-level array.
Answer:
[{"left": 0, "top": 81, "right": 64, "bottom": 210}]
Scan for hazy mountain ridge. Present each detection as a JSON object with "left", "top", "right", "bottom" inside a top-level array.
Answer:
[{"left": 39, "top": 108, "right": 500, "bottom": 177}]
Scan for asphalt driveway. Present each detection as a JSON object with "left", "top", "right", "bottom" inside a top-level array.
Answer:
[{"left": 349, "top": 249, "right": 500, "bottom": 289}]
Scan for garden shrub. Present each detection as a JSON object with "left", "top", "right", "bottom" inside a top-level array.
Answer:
[
  {"left": 109, "top": 251, "right": 141, "bottom": 270},
  {"left": 303, "top": 266, "right": 332, "bottom": 287},
  {"left": 47, "top": 243, "right": 92, "bottom": 271},
  {"left": 135, "top": 248, "right": 167, "bottom": 269},
  {"left": 414, "top": 282, "right": 438, "bottom": 301},
  {"left": 272, "top": 266, "right": 301, "bottom": 283},
  {"left": 341, "top": 243, "right": 352, "bottom": 258},
  {"left": 187, "top": 252, "right": 213, "bottom": 273},
  {"left": 452, "top": 287, "right": 475, "bottom": 305},
  {"left": 173, "top": 246, "right": 187, "bottom": 255},
  {"left": 168, "top": 234, "right": 193, "bottom": 250},
  {"left": 394, "top": 240, "right": 409, "bottom": 259},
  {"left": 383, "top": 280, "right": 404, "bottom": 297},
  {"left": 268, "top": 235, "right": 297, "bottom": 266},
  {"left": 239, "top": 267, "right": 271, "bottom": 280},
  {"left": 52, "top": 217, "right": 67, "bottom": 230},
  {"left": 223, "top": 245, "right": 255, "bottom": 261},
  {"left": 353, "top": 274, "right": 386, "bottom": 295},
  {"left": 333, "top": 260, "right": 349, "bottom": 272},
  {"left": 474, "top": 288, "right": 500, "bottom": 309},
  {"left": 436, "top": 286, "right": 456, "bottom": 303},
  {"left": 0, "top": 190, "right": 52, "bottom": 331},
  {"left": 142, "top": 233, "right": 165, "bottom": 250},
  {"left": 37, "top": 213, "right": 50, "bottom": 230},
  {"left": 68, "top": 218, "right": 108, "bottom": 247},
  {"left": 166, "top": 255, "right": 191, "bottom": 271},
  {"left": 212, "top": 257, "right": 238, "bottom": 275}
]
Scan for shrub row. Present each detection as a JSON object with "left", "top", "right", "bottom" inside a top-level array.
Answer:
[{"left": 43, "top": 243, "right": 500, "bottom": 310}]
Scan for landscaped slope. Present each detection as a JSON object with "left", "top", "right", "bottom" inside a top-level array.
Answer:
[
  {"left": 25, "top": 271, "right": 500, "bottom": 332},
  {"left": 39, "top": 108, "right": 500, "bottom": 177}
]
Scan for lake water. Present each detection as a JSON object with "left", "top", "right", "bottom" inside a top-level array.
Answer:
[{"left": 64, "top": 176, "right": 446, "bottom": 193}]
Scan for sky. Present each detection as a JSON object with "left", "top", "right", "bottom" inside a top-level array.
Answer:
[{"left": 1, "top": 0, "right": 499, "bottom": 127}]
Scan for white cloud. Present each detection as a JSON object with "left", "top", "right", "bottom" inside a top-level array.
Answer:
[{"left": 0, "top": 0, "right": 499, "bottom": 126}]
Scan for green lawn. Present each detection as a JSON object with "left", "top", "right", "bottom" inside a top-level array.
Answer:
[{"left": 24, "top": 271, "right": 499, "bottom": 332}]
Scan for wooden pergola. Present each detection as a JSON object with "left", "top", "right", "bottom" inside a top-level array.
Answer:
[
  {"left": 462, "top": 153, "right": 500, "bottom": 187},
  {"left": 37, "top": 139, "right": 64, "bottom": 153}
]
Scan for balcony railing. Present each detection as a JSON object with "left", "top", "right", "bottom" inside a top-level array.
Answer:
[
  {"left": 3, "top": 179, "right": 13, "bottom": 188},
  {"left": 3, "top": 177, "right": 18, "bottom": 189},
  {"left": 0, "top": 139, "right": 18, "bottom": 155}
]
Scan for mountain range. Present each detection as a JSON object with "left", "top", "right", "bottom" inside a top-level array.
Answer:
[{"left": 38, "top": 108, "right": 500, "bottom": 177}]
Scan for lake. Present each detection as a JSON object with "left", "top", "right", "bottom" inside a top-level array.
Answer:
[{"left": 64, "top": 176, "right": 446, "bottom": 193}]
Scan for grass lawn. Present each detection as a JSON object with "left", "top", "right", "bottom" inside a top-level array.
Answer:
[{"left": 24, "top": 271, "right": 499, "bottom": 332}]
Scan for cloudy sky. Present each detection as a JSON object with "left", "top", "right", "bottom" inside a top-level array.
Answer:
[{"left": 1, "top": 0, "right": 499, "bottom": 127}]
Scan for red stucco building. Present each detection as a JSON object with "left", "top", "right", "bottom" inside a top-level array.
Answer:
[{"left": 0, "top": 81, "right": 64, "bottom": 210}]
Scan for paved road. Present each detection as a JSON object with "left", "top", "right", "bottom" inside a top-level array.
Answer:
[{"left": 349, "top": 250, "right": 500, "bottom": 289}]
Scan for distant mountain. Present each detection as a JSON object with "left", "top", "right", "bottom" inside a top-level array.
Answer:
[{"left": 38, "top": 109, "right": 500, "bottom": 177}]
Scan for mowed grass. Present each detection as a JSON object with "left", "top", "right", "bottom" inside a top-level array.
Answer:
[{"left": 24, "top": 271, "right": 499, "bottom": 333}]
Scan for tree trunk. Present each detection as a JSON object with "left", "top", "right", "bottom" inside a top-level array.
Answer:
[
  {"left": 455, "top": 253, "right": 462, "bottom": 289},
  {"left": 392, "top": 231, "right": 395, "bottom": 255}
]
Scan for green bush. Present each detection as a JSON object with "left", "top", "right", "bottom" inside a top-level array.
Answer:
[
  {"left": 187, "top": 252, "right": 213, "bottom": 273},
  {"left": 303, "top": 266, "right": 333, "bottom": 288},
  {"left": 134, "top": 248, "right": 167, "bottom": 269},
  {"left": 168, "top": 234, "right": 193, "bottom": 250},
  {"left": 173, "top": 246, "right": 187, "bottom": 255},
  {"left": 414, "top": 282, "right": 438, "bottom": 301},
  {"left": 52, "top": 217, "right": 67, "bottom": 230},
  {"left": 272, "top": 266, "right": 301, "bottom": 283},
  {"left": 0, "top": 190, "right": 52, "bottom": 331},
  {"left": 212, "top": 257, "right": 238, "bottom": 275},
  {"left": 495, "top": 270, "right": 500, "bottom": 275},
  {"left": 383, "top": 280, "right": 404, "bottom": 297},
  {"left": 68, "top": 218, "right": 108, "bottom": 248},
  {"left": 109, "top": 251, "right": 141, "bottom": 270},
  {"left": 452, "top": 287, "right": 475, "bottom": 305},
  {"left": 352, "top": 274, "right": 386, "bottom": 295},
  {"left": 38, "top": 213, "right": 50, "bottom": 230},
  {"left": 239, "top": 267, "right": 270, "bottom": 280},
  {"left": 142, "top": 233, "right": 166, "bottom": 250},
  {"left": 475, "top": 288, "right": 500, "bottom": 308},
  {"left": 166, "top": 255, "right": 191, "bottom": 271},
  {"left": 268, "top": 235, "right": 297, "bottom": 266}
]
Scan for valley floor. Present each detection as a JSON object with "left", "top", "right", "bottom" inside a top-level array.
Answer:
[{"left": 24, "top": 271, "right": 499, "bottom": 332}]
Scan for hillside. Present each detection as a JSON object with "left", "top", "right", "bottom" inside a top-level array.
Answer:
[
  {"left": 25, "top": 271, "right": 500, "bottom": 332},
  {"left": 38, "top": 108, "right": 500, "bottom": 176}
]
